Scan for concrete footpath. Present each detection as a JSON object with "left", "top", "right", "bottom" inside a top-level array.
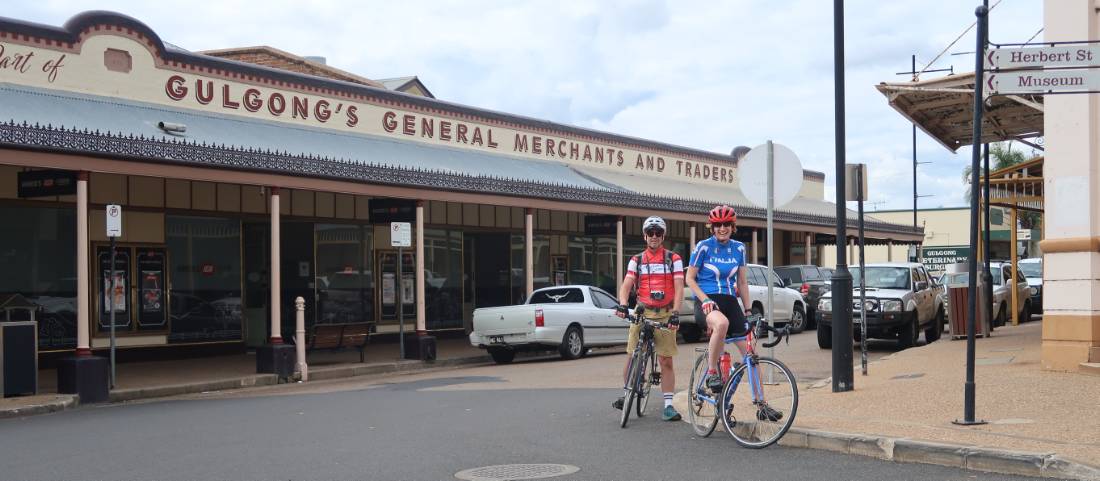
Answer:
[
  {"left": 3, "top": 323, "right": 1099, "bottom": 480},
  {"left": 779, "top": 321, "right": 1100, "bottom": 480}
]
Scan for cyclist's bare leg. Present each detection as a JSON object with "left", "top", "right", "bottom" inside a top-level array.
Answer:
[
  {"left": 658, "top": 355, "right": 674, "bottom": 393},
  {"left": 705, "top": 310, "right": 729, "bottom": 371}
]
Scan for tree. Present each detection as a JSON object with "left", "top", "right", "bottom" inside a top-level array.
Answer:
[{"left": 961, "top": 141, "right": 1041, "bottom": 229}]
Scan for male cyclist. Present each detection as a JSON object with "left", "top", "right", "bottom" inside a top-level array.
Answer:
[
  {"left": 613, "top": 215, "right": 685, "bottom": 421},
  {"left": 685, "top": 205, "right": 781, "bottom": 422}
]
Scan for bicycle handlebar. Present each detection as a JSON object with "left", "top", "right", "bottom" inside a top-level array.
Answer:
[
  {"left": 747, "top": 314, "right": 790, "bottom": 348},
  {"left": 624, "top": 306, "right": 675, "bottom": 331}
]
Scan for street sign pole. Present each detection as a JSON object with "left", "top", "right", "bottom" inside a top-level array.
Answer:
[
  {"left": 397, "top": 246, "right": 404, "bottom": 360},
  {"left": 766, "top": 141, "right": 775, "bottom": 366},
  {"left": 391, "top": 221, "right": 412, "bottom": 360},
  {"left": 109, "top": 235, "right": 116, "bottom": 389},
  {"left": 856, "top": 165, "right": 868, "bottom": 376},
  {"left": 956, "top": 4, "right": 988, "bottom": 427},
  {"left": 105, "top": 204, "right": 122, "bottom": 389}
]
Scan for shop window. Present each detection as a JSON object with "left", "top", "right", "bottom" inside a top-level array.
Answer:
[
  {"left": 508, "top": 234, "right": 549, "bottom": 303},
  {"left": 315, "top": 224, "right": 373, "bottom": 326},
  {"left": 567, "top": 236, "right": 595, "bottom": 286},
  {"left": 0, "top": 206, "right": 76, "bottom": 350},
  {"left": 166, "top": 216, "right": 242, "bottom": 343},
  {"left": 423, "top": 229, "right": 462, "bottom": 329}
]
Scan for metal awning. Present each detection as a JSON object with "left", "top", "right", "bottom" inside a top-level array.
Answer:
[
  {"left": 0, "top": 84, "right": 923, "bottom": 240},
  {"left": 876, "top": 72, "right": 1044, "bottom": 152}
]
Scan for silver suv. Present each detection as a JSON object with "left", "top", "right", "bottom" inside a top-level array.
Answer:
[{"left": 816, "top": 262, "right": 945, "bottom": 349}]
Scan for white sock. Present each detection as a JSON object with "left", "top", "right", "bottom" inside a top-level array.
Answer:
[{"left": 663, "top": 392, "right": 674, "bottom": 408}]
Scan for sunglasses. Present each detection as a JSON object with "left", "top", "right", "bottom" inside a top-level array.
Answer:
[
  {"left": 644, "top": 229, "right": 665, "bottom": 238},
  {"left": 712, "top": 222, "right": 734, "bottom": 229}
]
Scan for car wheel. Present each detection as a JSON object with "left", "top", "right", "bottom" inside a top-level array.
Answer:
[
  {"left": 817, "top": 322, "right": 832, "bottom": 349},
  {"left": 488, "top": 347, "right": 515, "bottom": 364},
  {"left": 925, "top": 308, "right": 944, "bottom": 343},
  {"left": 679, "top": 323, "right": 703, "bottom": 343},
  {"left": 559, "top": 326, "right": 585, "bottom": 360},
  {"left": 897, "top": 315, "right": 918, "bottom": 350},
  {"left": 995, "top": 304, "right": 1007, "bottom": 327},
  {"left": 788, "top": 305, "right": 806, "bottom": 334},
  {"left": 1021, "top": 301, "right": 1031, "bottom": 323}
]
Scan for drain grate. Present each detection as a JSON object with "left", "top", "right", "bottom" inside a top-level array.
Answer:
[{"left": 455, "top": 464, "right": 579, "bottom": 481}]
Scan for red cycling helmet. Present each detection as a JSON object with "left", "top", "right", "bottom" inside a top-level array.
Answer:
[{"left": 708, "top": 205, "right": 737, "bottom": 224}]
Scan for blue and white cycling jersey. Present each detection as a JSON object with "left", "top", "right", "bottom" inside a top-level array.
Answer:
[{"left": 689, "top": 237, "right": 747, "bottom": 296}]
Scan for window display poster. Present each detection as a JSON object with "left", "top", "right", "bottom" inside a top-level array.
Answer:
[
  {"left": 137, "top": 248, "right": 167, "bottom": 329},
  {"left": 402, "top": 273, "right": 414, "bottom": 305},
  {"left": 97, "top": 246, "right": 131, "bottom": 330},
  {"left": 382, "top": 272, "right": 396, "bottom": 306}
]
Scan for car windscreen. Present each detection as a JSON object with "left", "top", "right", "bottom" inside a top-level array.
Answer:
[
  {"left": 850, "top": 267, "right": 910, "bottom": 289},
  {"left": 939, "top": 272, "right": 968, "bottom": 287},
  {"left": 1018, "top": 262, "right": 1042, "bottom": 278},
  {"left": 529, "top": 288, "right": 584, "bottom": 304},
  {"left": 775, "top": 267, "right": 802, "bottom": 282}
]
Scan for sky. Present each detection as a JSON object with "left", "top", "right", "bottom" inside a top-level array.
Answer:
[{"left": 6, "top": 1, "right": 1043, "bottom": 211}]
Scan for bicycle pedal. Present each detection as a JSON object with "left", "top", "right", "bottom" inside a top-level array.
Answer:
[{"left": 651, "top": 373, "right": 661, "bottom": 384}]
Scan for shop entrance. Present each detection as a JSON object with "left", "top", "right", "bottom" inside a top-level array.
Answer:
[
  {"left": 464, "top": 233, "right": 511, "bottom": 309},
  {"left": 242, "top": 221, "right": 315, "bottom": 346}
]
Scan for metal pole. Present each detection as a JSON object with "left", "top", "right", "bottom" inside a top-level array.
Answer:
[
  {"left": 955, "top": 4, "right": 988, "bottom": 426},
  {"left": 910, "top": 56, "right": 919, "bottom": 228},
  {"left": 831, "top": 0, "right": 854, "bottom": 392},
  {"left": 983, "top": 144, "right": 993, "bottom": 330},
  {"left": 109, "top": 237, "right": 116, "bottom": 389},
  {"left": 857, "top": 165, "right": 868, "bottom": 376},
  {"left": 766, "top": 141, "right": 776, "bottom": 363},
  {"left": 398, "top": 247, "right": 405, "bottom": 360}
]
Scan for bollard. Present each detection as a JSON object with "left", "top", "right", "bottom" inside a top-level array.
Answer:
[{"left": 295, "top": 296, "right": 308, "bottom": 381}]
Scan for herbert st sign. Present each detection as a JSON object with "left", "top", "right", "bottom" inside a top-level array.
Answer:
[{"left": 987, "top": 45, "right": 1100, "bottom": 70}]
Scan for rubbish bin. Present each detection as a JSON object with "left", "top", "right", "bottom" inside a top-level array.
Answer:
[
  {"left": 948, "top": 286, "right": 990, "bottom": 340},
  {"left": 1, "top": 321, "right": 38, "bottom": 397}
]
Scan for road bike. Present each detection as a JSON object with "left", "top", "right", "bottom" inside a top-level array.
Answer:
[
  {"left": 687, "top": 314, "right": 798, "bottom": 448},
  {"left": 619, "top": 310, "right": 669, "bottom": 428}
]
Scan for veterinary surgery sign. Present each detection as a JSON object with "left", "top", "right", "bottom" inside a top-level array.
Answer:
[{"left": 920, "top": 246, "right": 971, "bottom": 274}]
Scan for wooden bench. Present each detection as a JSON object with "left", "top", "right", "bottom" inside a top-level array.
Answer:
[{"left": 307, "top": 322, "right": 375, "bottom": 362}]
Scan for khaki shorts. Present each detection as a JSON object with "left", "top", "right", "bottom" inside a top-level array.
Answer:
[{"left": 626, "top": 307, "right": 678, "bottom": 358}]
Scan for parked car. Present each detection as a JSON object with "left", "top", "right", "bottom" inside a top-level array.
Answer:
[
  {"left": 821, "top": 267, "right": 836, "bottom": 281},
  {"left": 939, "top": 261, "right": 1034, "bottom": 326},
  {"left": 679, "top": 263, "right": 808, "bottom": 341},
  {"left": 816, "top": 262, "right": 944, "bottom": 350},
  {"left": 1017, "top": 257, "right": 1043, "bottom": 313},
  {"left": 469, "top": 285, "right": 626, "bottom": 364},
  {"left": 774, "top": 264, "right": 830, "bottom": 329}
]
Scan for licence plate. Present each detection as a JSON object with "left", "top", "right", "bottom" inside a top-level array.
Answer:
[{"left": 489, "top": 335, "right": 504, "bottom": 344}]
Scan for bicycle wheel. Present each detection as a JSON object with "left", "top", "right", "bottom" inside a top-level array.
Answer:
[
  {"left": 686, "top": 351, "right": 719, "bottom": 437},
  {"left": 636, "top": 344, "right": 656, "bottom": 417},
  {"left": 720, "top": 357, "right": 798, "bottom": 448},
  {"left": 619, "top": 347, "right": 643, "bottom": 428}
]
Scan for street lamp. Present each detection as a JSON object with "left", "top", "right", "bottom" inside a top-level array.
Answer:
[{"left": 830, "top": 0, "right": 854, "bottom": 392}]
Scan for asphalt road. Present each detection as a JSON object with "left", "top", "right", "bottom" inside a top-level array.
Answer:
[{"left": 0, "top": 328, "right": 1052, "bottom": 481}]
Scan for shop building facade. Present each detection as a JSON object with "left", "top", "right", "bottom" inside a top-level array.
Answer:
[{"left": 0, "top": 11, "right": 922, "bottom": 360}]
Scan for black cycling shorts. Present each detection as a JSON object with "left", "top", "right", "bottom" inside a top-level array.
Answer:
[{"left": 694, "top": 294, "right": 750, "bottom": 338}]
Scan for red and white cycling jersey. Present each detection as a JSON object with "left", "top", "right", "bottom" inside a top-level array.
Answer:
[{"left": 625, "top": 247, "right": 684, "bottom": 308}]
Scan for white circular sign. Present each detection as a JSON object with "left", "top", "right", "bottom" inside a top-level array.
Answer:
[{"left": 738, "top": 142, "right": 803, "bottom": 208}]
